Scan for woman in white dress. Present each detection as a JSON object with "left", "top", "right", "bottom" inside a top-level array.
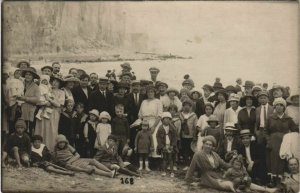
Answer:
[{"left": 138, "top": 85, "right": 163, "bottom": 161}]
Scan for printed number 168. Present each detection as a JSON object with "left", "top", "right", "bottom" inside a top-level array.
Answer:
[{"left": 120, "top": 177, "right": 134, "bottom": 185}]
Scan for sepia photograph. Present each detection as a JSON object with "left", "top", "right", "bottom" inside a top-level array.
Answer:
[{"left": 1, "top": 1, "right": 299, "bottom": 193}]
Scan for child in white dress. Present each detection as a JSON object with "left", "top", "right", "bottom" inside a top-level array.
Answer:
[
  {"left": 95, "top": 111, "right": 112, "bottom": 149},
  {"left": 36, "top": 75, "right": 53, "bottom": 120}
]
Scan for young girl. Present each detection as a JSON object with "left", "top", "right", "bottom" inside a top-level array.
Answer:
[
  {"left": 223, "top": 155, "right": 252, "bottom": 192},
  {"left": 134, "top": 120, "right": 154, "bottom": 171},
  {"left": 31, "top": 135, "right": 75, "bottom": 176},
  {"left": 169, "top": 104, "right": 181, "bottom": 171},
  {"left": 95, "top": 111, "right": 112, "bottom": 149},
  {"left": 73, "top": 103, "right": 88, "bottom": 157},
  {"left": 196, "top": 103, "right": 214, "bottom": 151},
  {"left": 36, "top": 75, "right": 54, "bottom": 120},
  {"left": 157, "top": 112, "right": 177, "bottom": 178},
  {"left": 84, "top": 109, "right": 99, "bottom": 158},
  {"left": 58, "top": 99, "right": 76, "bottom": 147},
  {"left": 201, "top": 115, "right": 223, "bottom": 154},
  {"left": 53, "top": 134, "right": 117, "bottom": 178}
]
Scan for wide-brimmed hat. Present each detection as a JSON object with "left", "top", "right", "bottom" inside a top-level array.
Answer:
[
  {"left": 166, "top": 88, "right": 179, "bottom": 96},
  {"left": 273, "top": 97, "right": 287, "bottom": 108},
  {"left": 182, "top": 78, "right": 195, "bottom": 88},
  {"left": 161, "top": 112, "right": 172, "bottom": 119},
  {"left": 228, "top": 93, "right": 240, "bottom": 102},
  {"left": 116, "top": 81, "right": 130, "bottom": 90},
  {"left": 50, "top": 74, "right": 64, "bottom": 87},
  {"left": 56, "top": 134, "right": 69, "bottom": 144},
  {"left": 17, "top": 59, "right": 30, "bottom": 68},
  {"left": 207, "top": 115, "right": 219, "bottom": 124},
  {"left": 240, "top": 129, "right": 252, "bottom": 137},
  {"left": 286, "top": 92, "right": 299, "bottom": 104},
  {"left": 21, "top": 67, "right": 40, "bottom": 79},
  {"left": 224, "top": 122, "right": 238, "bottom": 131},
  {"left": 215, "top": 89, "right": 228, "bottom": 100},
  {"left": 202, "top": 135, "right": 217, "bottom": 147},
  {"left": 41, "top": 65, "right": 53, "bottom": 72},
  {"left": 156, "top": 81, "right": 168, "bottom": 89},
  {"left": 269, "top": 84, "right": 286, "bottom": 98},
  {"left": 149, "top": 67, "right": 160, "bottom": 74},
  {"left": 251, "top": 85, "right": 262, "bottom": 94},
  {"left": 99, "top": 111, "right": 111, "bottom": 121},
  {"left": 63, "top": 74, "right": 80, "bottom": 83},
  {"left": 202, "top": 84, "right": 214, "bottom": 92},
  {"left": 120, "top": 62, "right": 132, "bottom": 70},
  {"left": 182, "top": 98, "right": 194, "bottom": 106},
  {"left": 243, "top": 80, "right": 255, "bottom": 88},
  {"left": 190, "top": 89, "right": 202, "bottom": 97},
  {"left": 225, "top": 85, "right": 237, "bottom": 94},
  {"left": 213, "top": 82, "right": 223, "bottom": 91},
  {"left": 257, "top": 90, "right": 269, "bottom": 98},
  {"left": 240, "top": 94, "right": 258, "bottom": 107},
  {"left": 89, "top": 109, "right": 100, "bottom": 117}
]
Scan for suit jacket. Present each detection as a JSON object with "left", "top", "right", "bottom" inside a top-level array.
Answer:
[
  {"left": 219, "top": 137, "right": 240, "bottom": 160},
  {"left": 72, "top": 85, "right": 91, "bottom": 110},
  {"left": 255, "top": 104, "right": 274, "bottom": 130},
  {"left": 88, "top": 89, "right": 114, "bottom": 115},
  {"left": 156, "top": 124, "right": 177, "bottom": 154},
  {"left": 94, "top": 144, "right": 122, "bottom": 165},
  {"left": 195, "top": 98, "right": 205, "bottom": 118},
  {"left": 89, "top": 84, "right": 99, "bottom": 93},
  {"left": 127, "top": 92, "right": 146, "bottom": 124},
  {"left": 238, "top": 107, "right": 256, "bottom": 133}
]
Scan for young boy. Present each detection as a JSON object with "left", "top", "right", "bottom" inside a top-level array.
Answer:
[
  {"left": 111, "top": 104, "right": 130, "bottom": 157},
  {"left": 157, "top": 112, "right": 177, "bottom": 177},
  {"left": 179, "top": 99, "right": 198, "bottom": 170},
  {"left": 31, "top": 135, "right": 75, "bottom": 176},
  {"left": 2, "top": 119, "right": 31, "bottom": 168}
]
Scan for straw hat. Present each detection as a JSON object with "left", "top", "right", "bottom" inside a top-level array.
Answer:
[
  {"left": 161, "top": 112, "right": 172, "bottom": 119},
  {"left": 99, "top": 111, "right": 111, "bottom": 121},
  {"left": 17, "top": 59, "right": 30, "bottom": 68},
  {"left": 21, "top": 67, "right": 40, "bottom": 79},
  {"left": 224, "top": 122, "right": 238, "bottom": 131},
  {"left": 41, "top": 65, "right": 53, "bottom": 72},
  {"left": 240, "top": 129, "right": 252, "bottom": 137},
  {"left": 273, "top": 97, "right": 287, "bottom": 108},
  {"left": 131, "top": 80, "right": 140, "bottom": 86},
  {"left": 156, "top": 81, "right": 168, "bottom": 89},
  {"left": 257, "top": 90, "right": 269, "bottom": 98},
  {"left": 228, "top": 93, "right": 240, "bottom": 102},
  {"left": 286, "top": 92, "right": 299, "bottom": 104},
  {"left": 166, "top": 88, "right": 179, "bottom": 96},
  {"left": 207, "top": 115, "right": 219, "bottom": 124}
]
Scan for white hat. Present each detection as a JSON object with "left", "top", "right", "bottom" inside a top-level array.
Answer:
[
  {"left": 224, "top": 122, "right": 237, "bottom": 131},
  {"left": 273, "top": 97, "right": 287, "bottom": 108},
  {"left": 40, "top": 74, "right": 50, "bottom": 83},
  {"left": 161, "top": 112, "right": 172, "bottom": 119},
  {"left": 89, "top": 109, "right": 100, "bottom": 117},
  {"left": 286, "top": 92, "right": 299, "bottom": 104},
  {"left": 228, "top": 93, "right": 240, "bottom": 102},
  {"left": 99, "top": 111, "right": 111, "bottom": 121}
]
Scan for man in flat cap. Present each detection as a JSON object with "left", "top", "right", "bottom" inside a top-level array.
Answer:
[{"left": 149, "top": 67, "right": 160, "bottom": 85}]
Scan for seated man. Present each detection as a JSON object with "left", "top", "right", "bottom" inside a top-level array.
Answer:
[
  {"left": 2, "top": 119, "right": 31, "bottom": 168},
  {"left": 94, "top": 135, "right": 140, "bottom": 177},
  {"left": 282, "top": 157, "right": 299, "bottom": 193}
]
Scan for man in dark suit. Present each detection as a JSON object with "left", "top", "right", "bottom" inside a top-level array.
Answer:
[
  {"left": 72, "top": 74, "right": 91, "bottom": 112},
  {"left": 238, "top": 129, "right": 267, "bottom": 185},
  {"left": 219, "top": 122, "right": 240, "bottom": 160},
  {"left": 88, "top": 77, "right": 114, "bottom": 116},
  {"left": 255, "top": 91, "right": 274, "bottom": 145},
  {"left": 127, "top": 80, "right": 146, "bottom": 150},
  {"left": 89, "top": 73, "right": 99, "bottom": 92},
  {"left": 94, "top": 135, "right": 140, "bottom": 177}
]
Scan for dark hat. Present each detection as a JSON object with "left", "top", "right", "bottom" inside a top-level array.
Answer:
[
  {"left": 50, "top": 75, "right": 64, "bottom": 88},
  {"left": 17, "top": 59, "right": 30, "bottom": 68},
  {"left": 107, "top": 135, "right": 117, "bottom": 142},
  {"left": 240, "top": 129, "right": 252, "bottom": 137},
  {"left": 182, "top": 98, "right": 194, "bottom": 106},
  {"left": 146, "top": 85, "right": 156, "bottom": 92},
  {"left": 41, "top": 65, "right": 53, "bottom": 72},
  {"left": 120, "top": 62, "right": 132, "bottom": 70},
  {"left": 120, "top": 72, "right": 133, "bottom": 79},
  {"left": 182, "top": 75, "right": 195, "bottom": 88},
  {"left": 225, "top": 85, "right": 237, "bottom": 94},
  {"left": 140, "top": 80, "right": 152, "bottom": 87},
  {"left": 240, "top": 94, "right": 258, "bottom": 107},
  {"left": 149, "top": 67, "right": 160, "bottom": 73},
  {"left": 117, "top": 81, "right": 130, "bottom": 90},
  {"left": 202, "top": 84, "right": 214, "bottom": 92},
  {"left": 15, "top": 119, "right": 26, "bottom": 128},
  {"left": 21, "top": 67, "right": 40, "bottom": 79},
  {"left": 257, "top": 90, "right": 269, "bottom": 98},
  {"left": 243, "top": 80, "right": 255, "bottom": 88},
  {"left": 215, "top": 89, "right": 228, "bottom": 100},
  {"left": 213, "top": 82, "right": 223, "bottom": 91}
]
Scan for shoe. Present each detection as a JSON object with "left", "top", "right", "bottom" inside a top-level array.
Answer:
[
  {"left": 161, "top": 172, "right": 167, "bottom": 177},
  {"left": 42, "top": 114, "right": 50, "bottom": 119},
  {"left": 183, "top": 166, "right": 189, "bottom": 171},
  {"left": 173, "top": 166, "right": 177, "bottom": 171},
  {"left": 35, "top": 114, "right": 42, "bottom": 120},
  {"left": 145, "top": 167, "right": 151, "bottom": 172},
  {"left": 170, "top": 173, "right": 175, "bottom": 178},
  {"left": 138, "top": 167, "right": 143, "bottom": 171}
]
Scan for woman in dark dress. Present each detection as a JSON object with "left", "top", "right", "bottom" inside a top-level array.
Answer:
[{"left": 238, "top": 95, "right": 257, "bottom": 134}]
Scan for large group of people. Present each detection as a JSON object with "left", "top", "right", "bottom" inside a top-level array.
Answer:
[{"left": 1, "top": 60, "right": 299, "bottom": 193}]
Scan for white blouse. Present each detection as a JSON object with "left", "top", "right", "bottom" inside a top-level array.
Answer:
[{"left": 138, "top": 99, "right": 163, "bottom": 119}]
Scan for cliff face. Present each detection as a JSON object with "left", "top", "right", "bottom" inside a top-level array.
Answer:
[{"left": 3, "top": 2, "right": 127, "bottom": 56}]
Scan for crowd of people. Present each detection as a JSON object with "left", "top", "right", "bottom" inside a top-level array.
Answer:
[{"left": 1, "top": 60, "right": 299, "bottom": 193}]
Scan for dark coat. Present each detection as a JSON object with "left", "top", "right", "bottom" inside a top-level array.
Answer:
[
  {"left": 31, "top": 145, "right": 52, "bottom": 164},
  {"left": 88, "top": 90, "right": 114, "bottom": 115},
  {"left": 111, "top": 116, "right": 130, "bottom": 139},
  {"left": 4, "top": 133, "right": 31, "bottom": 154},
  {"left": 255, "top": 104, "right": 274, "bottom": 144},
  {"left": 127, "top": 92, "right": 146, "bottom": 124},
  {"left": 156, "top": 124, "right": 177, "bottom": 154},
  {"left": 113, "top": 94, "right": 130, "bottom": 116},
  {"left": 238, "top": 107, "right": 256, "bottom": 133},
  {"left": 89, "top": 84, "right": 99, "bottom": 93},
  {"left": 94, "top": 144, "right": 122, "bottom": 165},
  {"left": 72, "top": 85, "right": 91, "bottom": 111},
  {"left": 219, "top": 137, "right": 240, "bottom": 160},
  {"left": 58, "top": 111, "right": 75, "bottom": 146},
  {"left": 135, "top": 130, "right": 153, "bottom": 154},
  {"left": 195, "top": 98, "right": 205, "bottom": 118},
  {"left": 237, "top": 141, "right": 267, "bottom": 183}
]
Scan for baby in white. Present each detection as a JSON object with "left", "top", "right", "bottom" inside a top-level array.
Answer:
[{"left": 36, "top": 75, "right": 53, "bottom": 120}]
